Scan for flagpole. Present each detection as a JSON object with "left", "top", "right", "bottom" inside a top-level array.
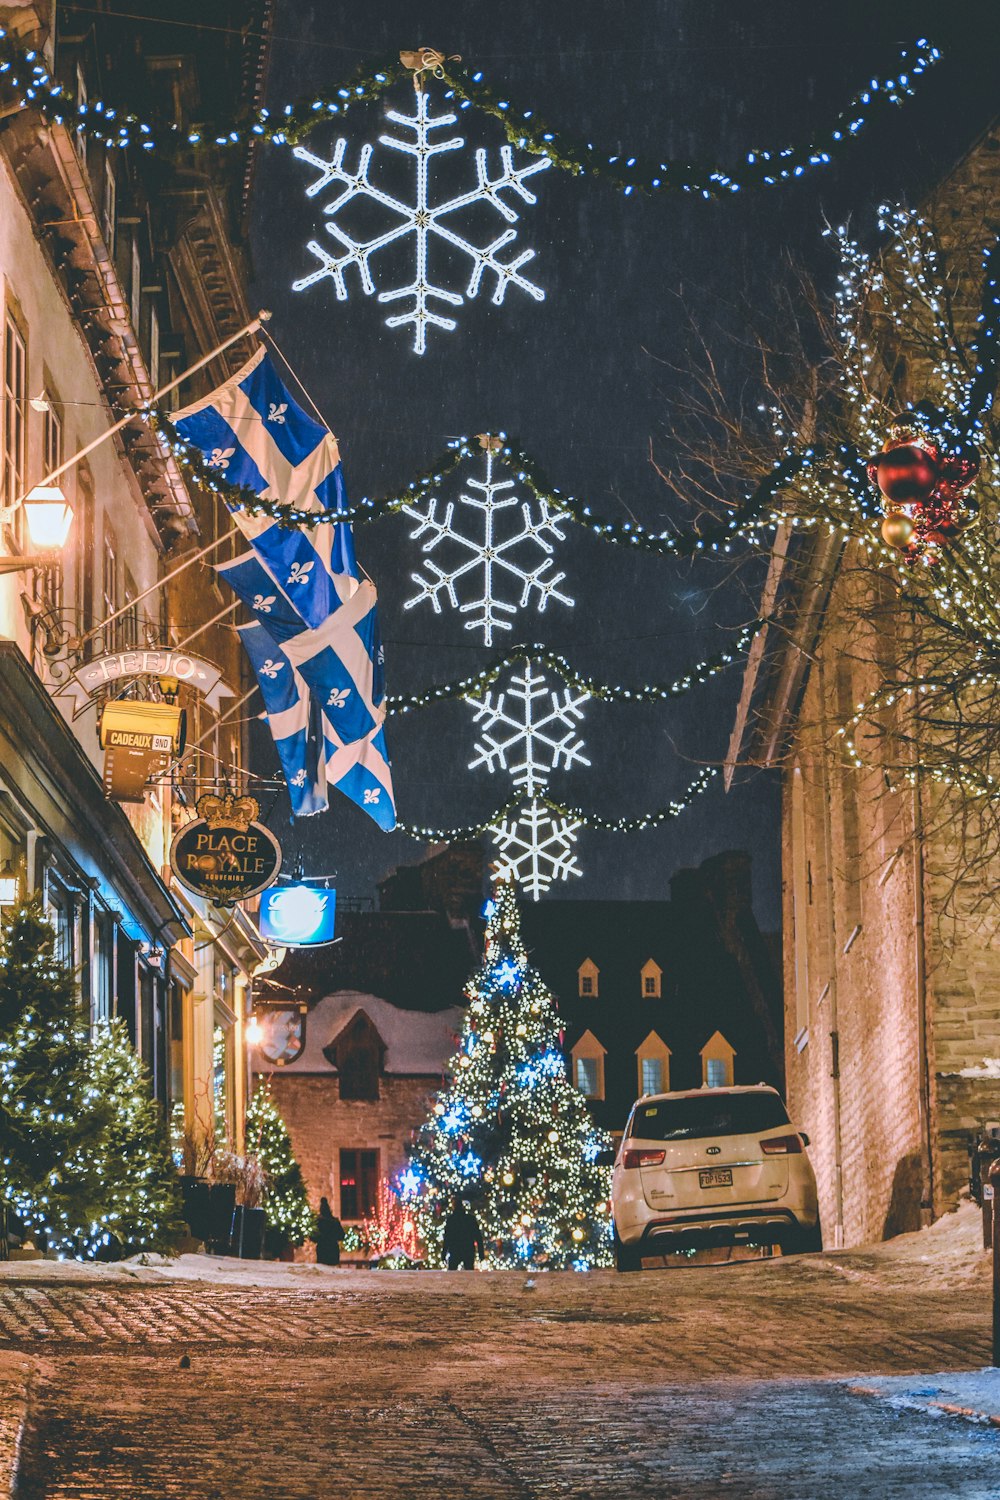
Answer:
[{"left": 16, "top": 310, "right": 272, "bottom": 505}]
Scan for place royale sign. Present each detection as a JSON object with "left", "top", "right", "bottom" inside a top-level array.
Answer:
[{"left": 170, "top": 793, "right": 282, "bottom": 906}]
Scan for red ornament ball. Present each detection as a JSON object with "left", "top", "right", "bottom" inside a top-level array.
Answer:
[{"left": 870, "top": 442, "right": 939, "bottom": 506}]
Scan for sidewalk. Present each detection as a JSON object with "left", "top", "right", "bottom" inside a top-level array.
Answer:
[
  {"left": 850, "top": 1369, "right": 1000, "bottom": 1426},
  {"left": 0, "top": 1353, "right": 32, "bottom": 1499}
]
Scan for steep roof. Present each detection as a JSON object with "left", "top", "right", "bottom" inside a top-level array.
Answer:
[{"left": 253, "top": 990, "right": 465, "bottom": 1077}]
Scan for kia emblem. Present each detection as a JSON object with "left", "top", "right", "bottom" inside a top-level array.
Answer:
[{"left": 706, "top": 1146, "right": 721, "bottom": 1155}]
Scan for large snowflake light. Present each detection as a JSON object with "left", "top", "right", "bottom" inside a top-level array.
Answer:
[
  {"left": 468, "top": 660, "right": 590, "bottom": 794},
  {"left": 466, "top": 658, "right": 589, "bottom": 899},
  {"left": 403, "top": 448, "right": 573, "bottom": 645},
  {"left": 291, "top": 91, "right": 551, "bottom": 353},
  {"left": 491, "top": 799, "right": 583, "bottom": 901}
]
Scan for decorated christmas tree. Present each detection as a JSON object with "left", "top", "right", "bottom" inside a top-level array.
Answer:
[
  {"left": 404, "top": 876, "right": 612, "bottom": 1269},
  {"left": 0, "top": 900, "right": 181, "bottom": 1257},
  {"left": 245, "top": 1079, "right": 314, "bottom": 1255},
  {"left": 84, "top": 1021, "right": 184, "bottom": 1256}
]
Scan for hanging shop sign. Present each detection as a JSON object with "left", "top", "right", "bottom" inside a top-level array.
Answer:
[
  {"left": 170, "top": 793, "right": 281, "bottom": 905},
  {"left": 99, "top": 700, "right": 186, "bottom": 804},
  {"left": 59, "top": 647, "right": 234, "bottom": 717},
  {"left": 259, "top": 884, "right": 337, "bottom": 948},
  {"left": 253, "top": 1004, "right": 307, "bottom": 1067}
]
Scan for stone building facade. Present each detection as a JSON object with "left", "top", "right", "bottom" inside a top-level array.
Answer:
[
  {"left": 253, "top": 992, "right": 465, "bottom": 1222},
  {"left": 0, "top": 1, "right": 271, "bottom": 1150},
  {"left": 728, "top": 122, "right": 1000, "bottom": 1249}
]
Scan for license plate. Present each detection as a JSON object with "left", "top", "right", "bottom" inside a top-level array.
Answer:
[{"left": 699, "top": 1168, "right": 733, "bottom": 1189}]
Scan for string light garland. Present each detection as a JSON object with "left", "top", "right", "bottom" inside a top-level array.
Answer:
[
  {"left": 395, "top": 765, "right": 718, "bottom": 842},
  {"left": 154, "top": 411, "right": 815, "bottom": 557},
  {"left": 0, "top": 27, "right": 940, "bottom": 198},
  {"left": 385, "top": 625, "right": 762, "bottom": 713}
]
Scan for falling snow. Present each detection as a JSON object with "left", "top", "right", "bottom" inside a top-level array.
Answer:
[
  {"left": 468, "top": 660, "right": 590, "bottom": 794},
  {"left": 403, "top": 449, "right": 573, "bottom": 646},
  {"left": 291, "top": 92, "right": 551, "bottom": 353}
]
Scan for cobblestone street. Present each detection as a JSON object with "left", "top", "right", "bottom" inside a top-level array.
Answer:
[{"left": 3, "top": 1207, "right": 1000, "bottom": 1497}]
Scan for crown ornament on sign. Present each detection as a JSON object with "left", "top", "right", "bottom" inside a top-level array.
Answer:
[{"left": 195, "top": 792, "right": 260, "bottom": 831}]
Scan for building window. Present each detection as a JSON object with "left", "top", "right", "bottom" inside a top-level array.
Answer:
[
  {"left": 75, "top": 64, "right": 88, "bottom": 160},
  {"left": 2, "top": 312, "right": 26, "bottom": 526},
  {"left": 578, "top": 958, "right": 599, "bottom": 998},
  {"left": 31, "top": 399, "right": 65, "bottom": 632},
  {"left": 570, "top": 1029, "right": 606, "bottom": 1100},
  {"left": 641, "top": 960, "right": 662, "bottom": 999},
  {"left": 328, "top": 1012, "right": 383, "bottom": 1102},
  {"left": 701, "top": 1030, "right": 735, "bottom": 1088},
  {"left": 641, "top": 1056, "right": 663, "bottom": 1095},
  {"left": 102, "top": 159, "right": 117, "bottom": 253},
  {"left": 148, "top": 305, "right": 160, "bottom": 389},
  {"left": 576, "top": 1056, "right": 599, "bottom": 1096},
  {"left": 339, "top": 1148, "right": 379, "bottom": 1220},
  {"left": 102, "top": 527, "right": 118, "bottom": 650},
  {"left": 130, "top": 234, "right": 142, "bottom": 333}
]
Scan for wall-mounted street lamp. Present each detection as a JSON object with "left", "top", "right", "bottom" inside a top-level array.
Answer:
[{"left": 0, "top": 484, "right": 74, "bottom": 574}]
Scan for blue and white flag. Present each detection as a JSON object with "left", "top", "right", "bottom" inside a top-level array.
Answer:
[
  {"left": 174, "top": 349, "right": 395, "bottom": 829},
  {"left": 238, "top": 621, "right": 328, "bottom": 818}
]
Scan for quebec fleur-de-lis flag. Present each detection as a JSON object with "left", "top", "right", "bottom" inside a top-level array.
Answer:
[{"left": 174, "top": 348, "right": 395, "bottom": 829}]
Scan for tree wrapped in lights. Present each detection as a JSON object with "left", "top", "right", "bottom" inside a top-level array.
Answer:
[
  {"left": 404, "top": 875, "right": 612, "bottom": 1269},
  {"left": 665, "top": 203, "right": 1000, "bottom": 908},
  {"left": 0, "top": 900, "right": 182, "bottom": 1257},
  {"left": 245, "top": 1079, "right": 314, "bottom": 1255},
  {"left": 83, "top": 1020, "right": 184, "bottom": 1256}
]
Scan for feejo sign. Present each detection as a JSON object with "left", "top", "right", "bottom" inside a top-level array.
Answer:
[{"left": 170, "top": 793, "right": 281, "bottom": 905}]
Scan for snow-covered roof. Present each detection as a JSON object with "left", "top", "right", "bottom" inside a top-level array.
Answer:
[{"left": 253, "top": 990, "right": 463, "bottom": 1076}]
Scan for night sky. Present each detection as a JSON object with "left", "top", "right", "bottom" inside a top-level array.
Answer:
[{"left": 248, "top": 1, "right": 1000, "bottom": 926}]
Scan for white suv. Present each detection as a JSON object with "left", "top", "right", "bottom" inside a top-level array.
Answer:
[{"left": 611, "top": 1085, "right": 820, "bottom": 1270}]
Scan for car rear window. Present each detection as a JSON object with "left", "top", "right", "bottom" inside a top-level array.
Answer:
[{"left": 629, "top": 1091, "right": 790, "bottom": 1141}]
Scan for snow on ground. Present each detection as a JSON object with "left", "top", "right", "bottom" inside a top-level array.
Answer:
[{"left": 0, "top": 1197, "right": 991, "bottom": 1294}]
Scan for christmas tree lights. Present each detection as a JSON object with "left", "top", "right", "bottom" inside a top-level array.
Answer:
[
  {"left": 0, "top": 901, "right": 182, "bottom": 1258},
  {"left": 245, "top": 1080, "right": 315, "bottom": 1255},
  {"left": 405, "top": 875, "right": 612, "bottom": 1268}
]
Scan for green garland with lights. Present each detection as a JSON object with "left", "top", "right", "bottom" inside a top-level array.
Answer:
[
  {"left": 395, "top": 766, "right": 717, "bottom": 842},
  {"left": 0, "top": 26, "right": 939, "bottom": 198},
  {"left": 386, "top": 628, "right": 761, "bottom": 714},
  {"left": 154, "top": 408, "right": 818, "bottom": 558}
]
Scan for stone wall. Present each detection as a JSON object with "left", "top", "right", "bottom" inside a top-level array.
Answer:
[{"left": 265, "top": 1072, "right": 438, "bottom": 1218}]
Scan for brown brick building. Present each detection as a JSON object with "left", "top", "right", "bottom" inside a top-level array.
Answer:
[
  {"left": 729, "top": 122, "right": 1000, "bottom": 1249},
  {"left": 253, "top": 991, "right": 464, "bottom": 1222}
]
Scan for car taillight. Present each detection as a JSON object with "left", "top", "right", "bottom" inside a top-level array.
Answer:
[
  {"left": 760, "top": 1134, "right": 803, "bottom": 1155},
  {"left": 622, "top": 1149, "right": 666, "bottom": 1169}
]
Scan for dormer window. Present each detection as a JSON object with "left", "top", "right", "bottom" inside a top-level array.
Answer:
[
  {"left": 641, "top": 959, "right": 662, "bottom": 998},
  {"left": 578, "top": 958, "right": 599, "bottom": 998},
  {"left": 635, "top": 1030, "right": 671, "bottom": 1098},
  {"left": 700, "top": 1030, "right": 736, "bottom": 1089},
  {"left": 571, "top": 1030, "right": 606, "bottom": 1100}
]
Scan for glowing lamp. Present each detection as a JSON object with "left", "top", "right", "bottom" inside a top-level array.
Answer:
[
  {"left": 259, "top": 883, "right": 336, "bottom": 947},
  {"left": 23, "top": 485, "right": 74, "bottom": 550},
  {"left": 0, "top": 859, "right": 19, "bottom": 905},
  {"left": 245, "top": 1014, "right": 264, "bottom": 1046}
]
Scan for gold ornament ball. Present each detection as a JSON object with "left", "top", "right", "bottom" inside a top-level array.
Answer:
[
  {"left": 502, "top": 1170, "right": 515, "bottom": 1186},
  {"left": 547, "top": 1128, "right": 559, "bottom": 1142},
  {"left": 881, "top": 512, "right": 914, "bottom": 550},
  {"left": 572, "top": 1227, "right": 585, "bottom": 1242}
]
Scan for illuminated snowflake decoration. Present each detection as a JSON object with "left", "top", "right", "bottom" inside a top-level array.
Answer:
[
  {"left": 467, "top": 660, "right": 590, "bottom": 794},
  {"left": 491, "top": 798, "right": 583, "bottom": 902},
  {"left": 403, "top": 449, "right": 573, "bottom": 645},
  {"left": 291, "top": 91, "right": 551, "bottom": 353}
]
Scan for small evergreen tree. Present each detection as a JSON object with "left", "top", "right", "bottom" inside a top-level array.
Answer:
[
  {"left": 405, "top": 876, "right": 613, "bottom": 1269},
  {"left": 0, "top": 900, "right": 110, "bottom": 1249},
  {"left": 84, "top": 1021, "right": 184, "bottom": 1256},
  {"left": 0, "top": 900, "right": 182, "bottom": 1257},
  {"left": 245, "top": 1079, "right": 314, "bottom": 1254}
]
